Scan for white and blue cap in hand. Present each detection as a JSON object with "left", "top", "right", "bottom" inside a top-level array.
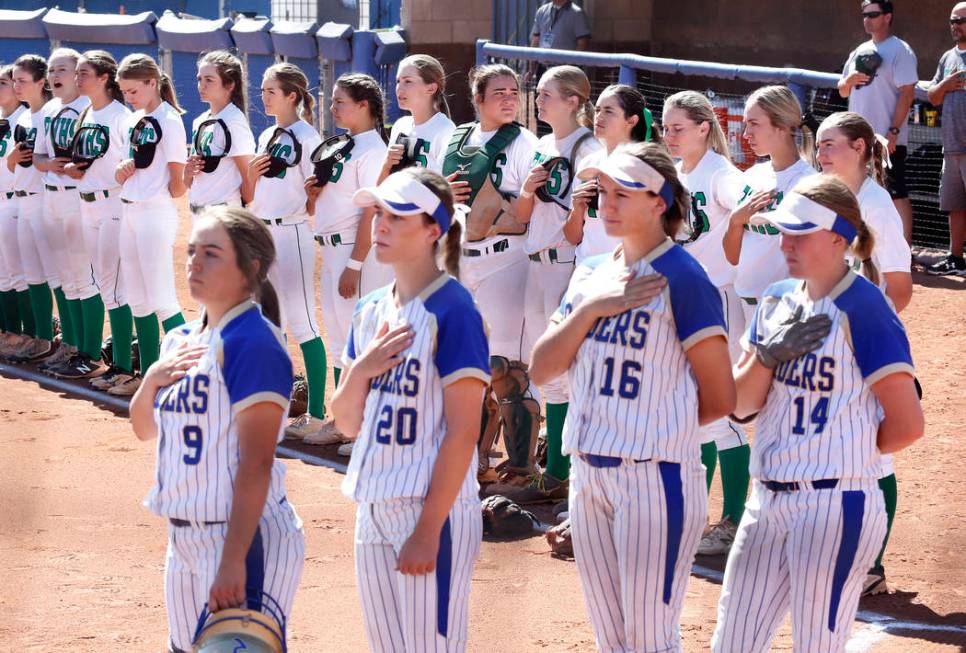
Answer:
[
  {"left": 767, "top": 191, "right": 858, "bottom": 243},
  {"left": 353, "top": 171, "right": 453, "bottom": 238},
  {"left": 576, "top": 149, "right": 676, "bottom": 208}
]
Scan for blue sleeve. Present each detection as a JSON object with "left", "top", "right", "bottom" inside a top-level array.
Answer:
[
  {"left": 834, "top": 280, "right": 914, "bottom": 384},
  {"left": 222, "top": 326, "right": 293, "bottom": 411},
  {"left": 432, "top": 291, "right": 491, "bottom": 386},
  {"left": 345, "top": 323, "right": 357, "bottom": 362},
  {"left": 654, "top": 249, "right": 727, "bottom": 349}
]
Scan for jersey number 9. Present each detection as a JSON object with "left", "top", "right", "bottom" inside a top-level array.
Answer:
[
  {"left": 182, "top": 425, "right": 204, "bottom": 465},
  {"left": 375, "top": 405, "right": 418, "bottom": 445}
]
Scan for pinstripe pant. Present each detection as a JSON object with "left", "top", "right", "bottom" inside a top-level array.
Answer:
[
  {"left": 164, "top": 500, "right": 305, "bottom": 652},
  {"left": 570, "top": 456, "right": 706, "bottom": 653},
  {"left": 711, "top": 480, "right": 887, "bottom": 653},
  {"left": 354, "top": 497, "right": 482, "bottom": 653}
]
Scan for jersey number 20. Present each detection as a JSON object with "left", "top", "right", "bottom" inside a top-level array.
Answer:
[{"left": 375, "top": 405, "right": 417, "bottom": 445}]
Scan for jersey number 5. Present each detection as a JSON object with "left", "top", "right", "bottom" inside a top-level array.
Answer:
[
  {"left": 375, "top": 405, "right": 417, "bottom": 445},
  {"left": 182, "top": 425, "right": 204, "bottom": 465},
  {"left": 791, "top": 396, "right": 829, "bottom": 435}
]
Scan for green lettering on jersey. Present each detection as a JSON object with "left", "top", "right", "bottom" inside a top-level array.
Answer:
[
  {"left": 490, "top": 152, "right": 507, "bottom": 189},
  {"left": 330, "top": 151, "right": 352, "bottom": 183},
  {"left": 688, "top": 191, "right": 710, "bottom": 237},
  {"left": 414, "top": 140, "right": 430, "bottom": 168}
]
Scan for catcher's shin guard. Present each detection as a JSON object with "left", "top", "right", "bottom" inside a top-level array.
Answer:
[
  {"left": 490, "top": 355, "right": 543, "bottom": 479},
  {"left": 477, "top": 386, "right": 501, "bottom": 482}
]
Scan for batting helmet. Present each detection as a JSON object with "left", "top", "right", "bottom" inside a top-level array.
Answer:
[{"left": 192, "top": 591, "right": 287, "bottom": 653}]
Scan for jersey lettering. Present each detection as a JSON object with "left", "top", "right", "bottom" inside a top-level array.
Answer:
[
  {"left": 688, "top": 191, "right": 710, "bottom": 237},
  {"left": 156, "top": 373, "right": 211, "bottom": 414},
  {"left": 329, "top": 151, "right": 352, "bottom": 183},
  {"left": 773, "top": 354, "right": 835, "bottom": 392},
  {"left": 370, "top": 358, "right": 421, "bottom": 397},
  {"left": 414, "top": 140, "right": 430, "bottom": 168},
  {"left": 586, "top": 310, "right": 650, "bottom": 350},
  {"left": 490, "top": 152, "right": 507, "bottom": 188}
]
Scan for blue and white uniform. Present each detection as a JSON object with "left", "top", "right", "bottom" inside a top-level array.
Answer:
[
  {"left": 712, "top": 194, "right": 914, "bottom": 653},
  {"left": 342, "top": 272, "right": 490, "bottom": 653},
  {"left": 145, "top": 301, "right": 304, "bottom": 652}
]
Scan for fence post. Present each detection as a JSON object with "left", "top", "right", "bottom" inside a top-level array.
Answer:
[
  {"left": 477, "top": 39, "right": 489, "bottom": 66},
  {"left": 618, "top": 64, "right": 637, "bottom": 86}
]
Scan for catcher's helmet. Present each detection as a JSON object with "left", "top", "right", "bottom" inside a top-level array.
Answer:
[{"left": 192, "top": 591, "right": 287, "bottom": 653}]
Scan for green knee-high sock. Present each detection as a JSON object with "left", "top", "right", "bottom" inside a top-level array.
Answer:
[
  {"left": 875, "top": 473, "right": 898, "bottom": 569},
  {"left": 80, "top": 294, "right": 105, "bottom": 359},
  {"left": 28, "top": 283, "right": 54, "bottom": 341},
  {"left": 545, "top": 402, "right": 570, "bottom": 481},
  {"left": 161, "top": 312, "right": 186, "bottom": 332},
  {"left": 701, "top": 441, "right": 718, "bottom": 492},
  {"left": 17, "top": 290, "right": 35, "bottom": 337},
  {"left": 333, "top": 366, "right": 342, "bottom": 388},
  {"left": 300, "top": 338, "right": 327, "bottom": 419},
  {"left": 67, "top": 298, "right": 84, "bottom": 351},
  {"left": 108, "top": 305, "right": 134, "bottom": 372},
  {"left": 719, "top": 444, "right": 751, "bottom": 523},
  {"left": 1, "top": 290, "right": 21, "bottom": 333},
  {"left": 134, "top": 314, "right": 161, "bottom": 373},
  {"left": 52, "top": 287, "right": 74, "bottom": 346}
]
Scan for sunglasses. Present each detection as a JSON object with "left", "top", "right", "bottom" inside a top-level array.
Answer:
[
  {"left": 862, "top": 11, "right": 884, "bottom": 18},
  {"left": 951, "top": 16, "right": 966, "bottom": 25}
]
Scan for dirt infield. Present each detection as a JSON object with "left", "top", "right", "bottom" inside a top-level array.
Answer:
[{"left": 1, "top": 201, "right": 964, "bottom": 651}]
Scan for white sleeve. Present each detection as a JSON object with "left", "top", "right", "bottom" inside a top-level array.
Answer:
[
  {"left": 34, "top": 112, "right": 50, "bottom": 157},
  {"left": 505, "top": 129, "right": 540, "bottom": 191},
  {"left": 894, "top": 43, "right": 919, "bottom": 87},
  {"left": 428, "top": 122, "right": 456, "bottom": 174},
  {"left": 230, "top": 117, "right": 256, "bottom": 157},
  {"left": 357, "top": 144, "right": 387, "bottom": 188},
  {"left": 840, "top": 48, "right": 858, "bottom": 80},
  {"left": 298, "top": 130, "right": 323, "bottom": 181},
  {"left": 867, "top": 204, "right": 911, "bottom": 273},
  {"left": 712, "top": 164, "right": 746, "bottom": 212},
  {"left": 162, "top": 114, "right": 187, "bottom": 164}
]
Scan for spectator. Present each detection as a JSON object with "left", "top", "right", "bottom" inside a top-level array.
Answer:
[
  {"left": 838, "top": 0, "right": 918, "bottom": 245},
  {"left": 526, "top": 1, "right": 591, "bottom": 85},
  {"left": 925, "top": 1, "right": 966, "bottom": 276}
]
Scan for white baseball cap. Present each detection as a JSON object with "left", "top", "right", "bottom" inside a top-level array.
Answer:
[
  {"left": 576, "top": 150, "right": 675, "bottom": 207},
  {"left": 767, "top": 192, "right": 858, "bottom": 243},
  {"left": 353, "top": 170, "right": 452, "bottom": 236}
]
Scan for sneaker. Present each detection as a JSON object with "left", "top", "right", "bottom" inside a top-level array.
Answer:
[
  {"left": 8, "top": 338, "right": 53, "bottom": 363},
  {"left": 337, "top": 440, "right": 355, "bottom": 457},
  {"left": 925, "top": 254, "right": 966, "bottom": 276},
  {"left": 487, "top": 472, "right": 569, "bottom": 505},
  {"left": 862, "top": 565, "right": 890, "bottom": 596},
  {"left": 90, "top": 365, "right": 126, "bottom": 390},
  {"left": 106, "top": 374, "right": 141, "bottom": 396},
  {"left": 696, "top": 517, "right": 738, "bottom": 556},
  {"left": 303, "top": 418, "right": 347, "bottom": 446},
  {"left": 285, "top": 413, "right": 326, "bottom": 440},
  {"left": 38, "top": 344, "right": 75, "bottom": 373},
  {"left": 0, "top": 333, "right": 30, "bottom": 357},
  {"left": 50, "top": 353, "right": 103, "bottom": 380}
]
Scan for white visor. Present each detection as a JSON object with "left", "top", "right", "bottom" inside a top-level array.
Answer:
[
  {"left": 767, "top": 192, "right": 858, "bottom": 243},
  {"left": 353, "top": 170, "right": 452, "bottom": 234},
  {"left": 576, "top": 151, "right": 675, "bottom": 206}
]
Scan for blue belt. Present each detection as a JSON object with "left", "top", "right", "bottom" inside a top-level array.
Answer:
[
  {"left": 763, "top": 479, "right": 839, "bottom": 492},
  {"left": 580, "top": 453, "right": 651, "bottom": 468}
]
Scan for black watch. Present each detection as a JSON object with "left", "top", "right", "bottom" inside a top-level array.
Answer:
[{"left": 888, "top": 126, "right": 901, "bottom": 135}]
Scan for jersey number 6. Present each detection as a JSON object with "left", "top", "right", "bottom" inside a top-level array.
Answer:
[{"left": 375, "top": 405, "right": 418, "bottom": 445}]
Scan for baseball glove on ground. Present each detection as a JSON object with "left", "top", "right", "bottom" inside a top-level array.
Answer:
[
  {"left": 290, "top": 374, "right": 308, "bottom": 416},
  {"left": 481, "top": 494, "right": 539, "bottom": 539}
]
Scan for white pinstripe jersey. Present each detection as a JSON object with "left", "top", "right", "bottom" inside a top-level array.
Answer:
[
  {"left": 747, "top": 272, "right": 914, "bottom": 482},
  {"left": 341, "top": 274, "right": 491, "bottom": 503},
  {"left": 557, "top": 240, "right": 727, "bottom": 461},
  {"left": 144, "top": 301, "right": 294, "bottom": 522}
]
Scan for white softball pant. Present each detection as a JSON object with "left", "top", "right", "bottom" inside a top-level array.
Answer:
[
  {"left": 522, "top": 246, "right": 575, "bottom": 404},
  {"left": 164, "top": 499, "right": 305, "bottom": 652},
  {"left": 0, "top": 196, "right": 25, "bottom": 292},
  {"left": 119, "top": 198, "right": 181, "bottom": 320},
  {"left": 700, "top": 285, "right": 747, "bottom": 448},
  {"left": 711, "top": 480, "right": 887, "bottom": 653},
  {"left": 264, "top": 220, "right": 320, "bottom": 345},
  {"left": 570, "top": 455, "right": 706, "bottom": 653},
  {"left": 46, "top": 186, "right": 97, "bottom": 300},
  {"left": 80, "top": 191, "right": 125, "bottom": 310},
  {"left": 316, "top": 230, "right": 394, "bottom": 364},
  {"left": 460, "top": 237, "right": 528, "bottom": 361},
  {"left": 354, "top": 497, "right": 482, "bottom": 653},
  {"left": 17, "top": 192, "right": 61, "bottom": 288}
]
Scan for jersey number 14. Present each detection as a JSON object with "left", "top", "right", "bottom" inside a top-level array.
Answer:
[{"left": 791, "top": 396, "right": 829, "bottom": 435}]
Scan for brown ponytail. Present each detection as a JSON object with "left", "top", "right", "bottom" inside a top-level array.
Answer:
[
  {"left": 265, "top": 63, "right": 315, "bottom": 125},
  {"left": 79, "top": 50, "right": 124, "bottom": 104},
  {"left": 117, "top": 54, "right": 184, "bottom": 114},
  {"left": 198, "top": 50, "right": 247, "bottom": 115},
  {"left": 398, "top": 54, "right": 451, "bottom": 118},
  {"left": 817, "top": 111, "right": 888, "bottom": 186},
  {"left": 540, "top": 65, "right": 592, "bottom": 129},
  {"left": 159, "top": 73, "right": 184, "bottom": 114},
  {"left": 619, "top": 141, "right": 690, "bottom": 238},
  {"left": 336, "top": 73, "right": 387, "bottom": 142}
]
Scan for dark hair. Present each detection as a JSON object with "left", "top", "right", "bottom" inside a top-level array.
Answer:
[
  {"left": 600, "top": 83, "right": 663, "bottom": 145},
  {"left": 117, "top": 53, "right": 185, "bottom": 114},
  {"left": 78, "top": 50, "right": 124, "bottom": 104},
  {"left": 620, "top": 141, "right": 690, "bottom": 238},
  {"left": 398, "top": 54, "right": 450, "bottom": 118},
  {"left": 409, "top": 168, "right": 462, "bottom": 278},
  {"left": 13, "top": 55, "right": 52, "bottom": 102},
  {"left": 199, "top": 50, "right": 247, "bottom": 115},
  {"left": 862, "top": 0, "right": 893, "bottom": 12},
  {"left": 336, "top": 73, "right": 387, "bottom": 142},
  {"left": 469, "top": 63, "right": 519, "bottom": 100},
  {"left": 817, "top": 111, "right": 887, "bottom": 185},
  {"left": 198, "top": 206, "right": 282, "bottom": 327},
  {"left": 264, "top": 63, "right": 315, "bottom": 125}
]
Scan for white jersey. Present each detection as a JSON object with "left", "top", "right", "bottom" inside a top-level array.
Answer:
[
  {"left": 574, "top": 148, "right": 620, "bottom": 264},
  {"left": 249, "top": 120, "right": 321, "bottom": 220},
  {"left": 188, "top": 103, "right": 256, "bottom": 206},
  {"left": 12, "top": 106, "right": 47, "bottom": 193},
  {"left": 35, "top": 95, "right": 90, "bottom": 186},
  {"left": 312, "top": 128, "right": 385, "bottom": 234},
  {"left": 75, "top": 100, "right": 130, "bottom": 193},
  {"left": 853, "top": 177, "right": 911, "bottom": 283},
  {"left": 144, "top": 301, "right": 295, "bottom": 521},
  {"left": 119, "top": 101, "right": 187, "bottom": 202},
  {"left": 746, "top": 272, "right": 914, "bottom": 482},
  {"left": 733, "top": 158, "right": 816, "bottom": 300},
  {"left": 558, "top": 240, "right": 727, "bottom": 461},
  {"left": 525, "top": 126, "right": 602, "bottom": 254},
  {"left": 677, "top": 149, "right": 744, "bottom": 288},
  {"left": 341, "top": 274, "right": 491, "bottom": 503},
  {"left": 0, "top": 104, "right": 27, "bottom": 193},
  {"left": 388, "top": 112, "right": 455, "bottom": 174}
]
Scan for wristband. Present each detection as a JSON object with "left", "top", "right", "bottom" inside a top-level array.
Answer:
[
  {"left": 345, "top": 258, "right": 364, "bottom": 271},
  {"left": 520, "top": 189, "right": 534, "bottom": 199}
]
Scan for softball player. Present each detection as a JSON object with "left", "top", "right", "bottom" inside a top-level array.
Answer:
[
  {"left": 303, "top": 73, "right": 393, "bottom": 446},
  {"left": 247, "top": 63, "right": 327, "bottom": 440},
  {"left": 0, "top": 65, "right": 33, "bottom": 356},
  {"left": 114, "top": 53, "right": 188, "bottom": 394},
  {"left": 65, "top": 50, "right": 136, "bottom": 391},
  {"left": 6, "top": 55, "right": 58, "bottom": 363},
  {"left": 380, "top": 54, "right": 455, "bottom": 180},
  {"left": 332, "top": 168, "right": 487, "bottom": 653},
  {"left": 815, "top": 110, "right": 914, "bottom": 596},
  {"left": 663, "top": 90, "right": 751, "bottom": 556},
  {"left": 565, "top": 83, "right": 658, "bottom": 264},
  {"left": 529, "top": 142, "right": 736, "bottom": 653},
  {"left": 185, "top": 50, "right": 256, "bottom": 220},
  {"left": 712, "top": 174, "right": 924, "bottom": 653},
  {"left": 723, "top": 85, "right": 817, "bottom": 326},
  {"left": 130, "top": 206, "right": 304, "bottom": 653},
  {"left": 515, "top": 65, "right": 601, "bottom": 496},
  {"left": 33, "top": 48, "right": 103, "bottom": 379}
]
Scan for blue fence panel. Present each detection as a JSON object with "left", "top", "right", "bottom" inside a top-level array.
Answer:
[
  {"left": 232, "top": 17, "right": 275, "bottom": 137},
  {"left": 492, "top": 0, "right": 540, "bottom": 46},
  {"left": 84, "top": 1, "right": 185, "bottom": 15},
  {"left": 270, "top": 21, "right": 320, "bottom": 124},
  {"left": 43, "top": 9, "right": 159, "bottom": 80},
  {"left": 0, "top": 8, "right": 49, "bottom": 64},
  {"left": 368, "top": 0, "right": 401, "bottom": 29}
]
